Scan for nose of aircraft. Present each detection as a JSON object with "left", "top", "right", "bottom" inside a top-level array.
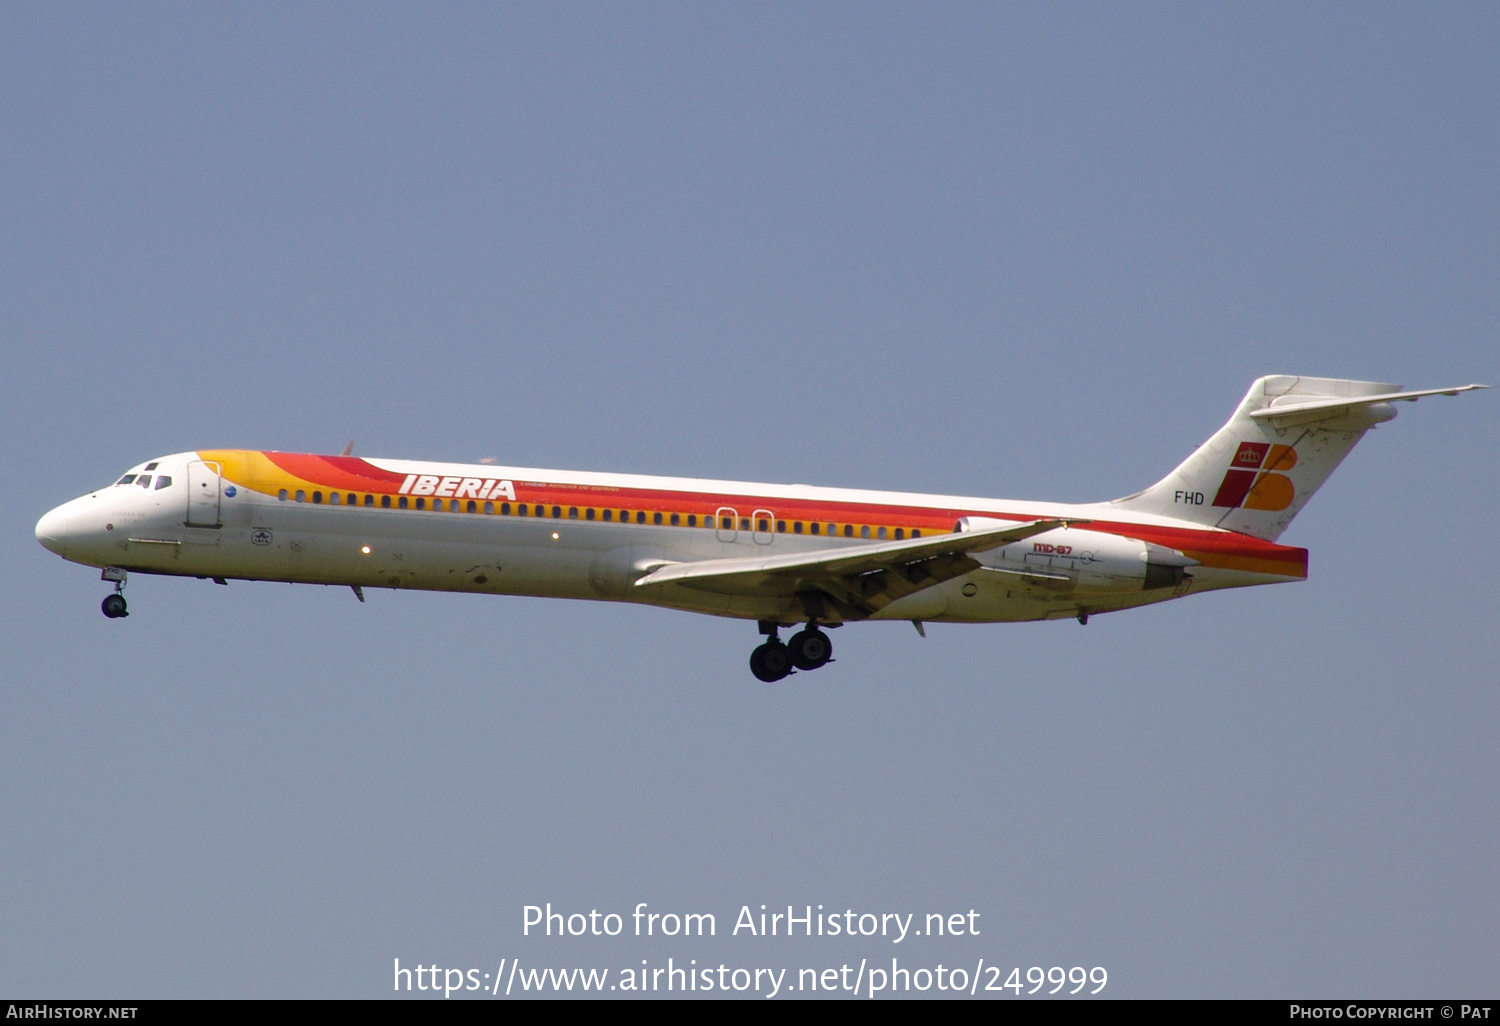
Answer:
[{"left": 35, "top": 505, "right": 70, "bottom": 556}]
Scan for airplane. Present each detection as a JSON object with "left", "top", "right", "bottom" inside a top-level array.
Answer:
[{"left": 35, "top": 375, "right": 1486, "bottom": 680}]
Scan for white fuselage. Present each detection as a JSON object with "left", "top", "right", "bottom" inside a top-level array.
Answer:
[{"left": 35, "top": 450, "right": 1304, "bottom": 627}]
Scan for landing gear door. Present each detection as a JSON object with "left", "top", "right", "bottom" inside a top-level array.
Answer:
[{"left": 186, "top": 460, "right": 222, "bottom": 528}]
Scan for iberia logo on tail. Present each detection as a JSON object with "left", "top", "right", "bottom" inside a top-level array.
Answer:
[{"left": 1212, "top": 442, "right": 1296, "bottom": 511}]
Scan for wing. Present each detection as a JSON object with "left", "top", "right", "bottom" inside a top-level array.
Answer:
[{"left": 633, "top": 518, "right": 1079, "bottom": 620}]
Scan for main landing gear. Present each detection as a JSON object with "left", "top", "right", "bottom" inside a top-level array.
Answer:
[
  {"left": 749, "top": 622, "right": 834, "bottom": 682},
  {"left": 100, "top": 567, "right": 128, "bottom": 619}
]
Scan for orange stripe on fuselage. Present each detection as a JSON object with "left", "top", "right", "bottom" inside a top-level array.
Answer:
[
  {"left": 1084, "top": 521, "right": 1307, "bottom": 579},
  {"left": 198, "top": 450, "right": 1309, "bottom": 579}
]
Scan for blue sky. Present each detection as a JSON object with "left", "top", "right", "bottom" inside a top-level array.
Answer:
[{"left": 3, "top": 3, "right": 1496, "bottom": 997}]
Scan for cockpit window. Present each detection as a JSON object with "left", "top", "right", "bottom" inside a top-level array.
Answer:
[
  {"left": 137, "top": 475, "right": 152, "bottom": 488},
  {"left": 154, "top": 476, "right": 172, "bottom": 489},
  {"left": 144, "top": 462, "right": 159, "bottom": 471},
  {"left": 117, "top": 474, "right": 137, "bottom": 485}
]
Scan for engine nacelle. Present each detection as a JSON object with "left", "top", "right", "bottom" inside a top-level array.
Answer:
[{"left": 955, "top": 519, "right": 1195, "bottom": 593}]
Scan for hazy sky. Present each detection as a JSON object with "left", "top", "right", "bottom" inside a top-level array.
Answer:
[{"left": 3, "top": 3, "right": 1496, "bottom": 998}]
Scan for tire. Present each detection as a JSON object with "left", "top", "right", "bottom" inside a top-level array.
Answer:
[
  {"left": 787, "top": 629, "right": 832, "bottom": 670},
  {"left": 101, "top": 594, "right": 128, "bottom": 619},
  {"left": 749, "top": 642, "right": 792, "bottom": 682}
]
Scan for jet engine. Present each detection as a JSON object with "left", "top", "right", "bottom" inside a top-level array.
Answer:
[{"left": 955, "top": 518, "right": 1196, "bottom": 593}]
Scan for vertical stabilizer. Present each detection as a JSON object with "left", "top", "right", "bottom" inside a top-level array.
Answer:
[{"left": 1111, "top": 376, "right": 1405, "bottom": 541}]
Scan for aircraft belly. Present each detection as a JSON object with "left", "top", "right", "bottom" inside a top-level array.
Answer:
[
  {"left": 162, "top": 506, "right": 763, "bottom": 600},
  {"left": 877, "top": 588, "right": 949, "bottom": 621},
  {"left": 643, "top": 588, "right": 803, "bottom": 621}
]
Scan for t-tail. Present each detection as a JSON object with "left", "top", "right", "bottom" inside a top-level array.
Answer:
[{"left": 1111, "top": 375, "right": 1488, "bottom": 541}]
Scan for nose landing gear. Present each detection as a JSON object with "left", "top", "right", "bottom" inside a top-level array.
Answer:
[
  {"left": 100, "top": 567, "right": 128, "bottom": 618},
  {"left": 749, "top": 621, "right": 835, "bottom": 681}
]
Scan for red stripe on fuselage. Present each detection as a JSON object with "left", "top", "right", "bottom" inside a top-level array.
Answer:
[
  {"left": 263, "top": 452, "right": 411, "bottom": 491},
  {"left": 259, "top": 452, "right": 1308, "bottom": 576}
]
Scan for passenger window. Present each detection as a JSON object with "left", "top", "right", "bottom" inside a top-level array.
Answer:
[
  {"left": 517, "top": 504, "right": 528, "bottom": 515},
  {"left": 381, "top": 495, "right": 391, "bottom": 508},
  {"left": 398, "top": 496, "right": 408, "bottom": 509},
  {"left": 602, "top": 509, "right": 612, "bottom": 522},
  {"left": 861, "top": 525, "right": 871, "bottom": 539},
  {"left": 117, "top": 475, "right": 137, "bottom": 485},
  {"left": 569, "top": 507, "right": 578, "bottom": 519},
  {"left": 144, "top": 462, "right": 158, "bottom": 471},
  {"left": 329, "top": 492, "right": 340, "bottom": 504},
  {"left": 501, "top": 502, "right": 511, "bottom": 515},
  {"left": 364, "top": 494, "right": 373, "bottom": 506},
  {"left": 670, "top": 513, "right": 679, "bottom": 526},
  {"left": 686, "top": 514, "right": 696, "bottom": 527},
  {"left": 313, "top": 491, "right": 323, "bottom": 504},
  {"left": 137, "top": 475, "right": 152, "bottom": 488},
  {"left": 894, "top": 528, "right": 904, "bottom": 540},
  {"left": 586, "top": 508, "right": 595, "bottom": 520},
  {"left": 278, "top": 489, "right": 288, "bottom": 501},
  {"left": 154, "top": 476, "right": 172, "bottom": 489},
  {"left": 415, "top": 498, "right": 425, "bottom": 510},
  {"left": 468, "top": 500, "right": 477, "bottom": 513},
  {"left": 295, "top": 490, "right": 306, "bottom": 502},
  {"left": 552, "top": 506, "right": 562, "bottom": 519},
  {"left": 484, "top": 501, "right": 493, "bottom": 514},
  {"left": 809, "top": 523, "right": 819, "bottom": 534},
  {"left": 740, "top": 518, "right": 750, "bottom": 531},
  {"left": 794, "top": 522, "right": 803, "bottom": 534},
  {"left": 877, "top": 526, "right": 886, "bottom": 539},
  {"left": 912, "top": 529, "right": 922, "bottom": 538},
  {"left": 776, "top": 520, "right": 786, "bottom": 533},
  {"left": 653, "top": 512, "right": 663, "bottom": 525},
  {"left": 348, "top": 493, "right": 357, "bottom": 505},
  {"left": 636, "top": 511, "right": 646, "bottom": 524},
  {"left": 757, "top": 518, "right": 769, "bottom": 532},
  {"left": 844, "top": 525, "right": 854, "bottom": 537},
  {"left": 827, "top": 524, "right": 836, "bottom": 536}
]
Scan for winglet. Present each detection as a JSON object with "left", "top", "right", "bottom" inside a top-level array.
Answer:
[{"left": 339, "top": 441, "right": 356, "bottom": 457}]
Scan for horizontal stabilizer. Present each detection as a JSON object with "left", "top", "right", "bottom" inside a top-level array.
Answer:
[
  {"left": 1249, "top": 384, "right": 1489, "bottom": 428},
  {"left": 634, "top": 518, "right": 1079, "bottom": 619}
]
